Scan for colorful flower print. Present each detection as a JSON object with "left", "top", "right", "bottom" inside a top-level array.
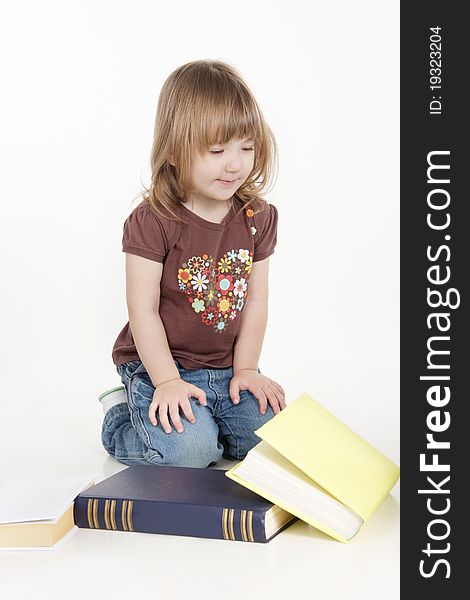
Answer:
[
  {"left": 205, "top": 287, "right": 217, "bottom": 306},
  {"left": 187, "top": 256, "right": 206, "bottom": 274},
  {"left": 233, "top": 278, "right": 248, "bottom": 298},
  {"left": 177, "top": 249, "right": 253, "bottom": 333},
  {"left": 216, "top": 274, "right": 234, "bottom": 296},
  {"left": 177, "top": 268, "right": 191, "bottom": 284},
  {"left": 218, "top": 256, "right": 232, "bottom": 273},
  {"left": 217, "top": 297, "right": 231, "bottom": 313},
  {"left": 238, "top": 249, "right": 250, "bottom": 263},
  {"left": 201, "top": 306, "right": 218, "bottom": 324},
  {"left": 191, "top": 298, "right": 205, "bottom": 313},
  {"left": 191, "top": 272, "right": 209, "bottom": 293},
  {"left": 214, "top": 318, "right": 228, "bottom": 333}
]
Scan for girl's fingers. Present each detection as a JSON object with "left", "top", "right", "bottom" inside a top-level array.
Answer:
[
  {"left": 268, "top": 388, "right": 285, "bottom": 413},
  {"left": 148, "top": 402, "right": 159, "bottom": 426},
  {"left": 159, "top": 404, "right": 172, "bottom": 434},
  {"left": 191, "top": 386, "right": 207, "bottom": 407},
  {"left": 169, "top": 404, "right": 184, "bottom": 433},
  {"left": 271, "top": 380, "right": 286, "bottom": 398},
  {"left": 180, "top": 398, "right": 196, "bottom": 424},
  {"left": 257, "top": 391, "right": 268, "bottom": 415},
  {"left": 269, "top": 379, "right": 286, "bottom": 398},
  {"left": 265, "top": 388, "right": 280, "bottom": 415},
  {"left": 270, "top": 384, "right": 286, "bottom": 410}
]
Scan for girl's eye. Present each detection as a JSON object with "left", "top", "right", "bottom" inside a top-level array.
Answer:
[{"left": 209, "top": 147, "right": 254, "bottom": 155}]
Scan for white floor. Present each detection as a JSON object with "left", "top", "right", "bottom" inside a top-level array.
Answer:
[{"left": 0, "top": 368, "right": 400, "bottom": 600}]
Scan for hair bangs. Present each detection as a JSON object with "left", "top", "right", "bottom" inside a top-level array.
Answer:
[{"left": 192, "top": 85, "right": 262, "bottom": 154}]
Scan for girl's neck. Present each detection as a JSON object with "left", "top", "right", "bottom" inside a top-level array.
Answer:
[{"left": 184, "top": 196, "right": 234, "bottom": 224}]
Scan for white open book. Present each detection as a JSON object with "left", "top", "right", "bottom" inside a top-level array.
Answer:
[{"left": 0, "top": 474, "right": 95, "bottom": 549}]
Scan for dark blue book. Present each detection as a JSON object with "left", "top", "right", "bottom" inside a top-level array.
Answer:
[{"left": 74, "top": 465, "right": 296, "bottom": 543}]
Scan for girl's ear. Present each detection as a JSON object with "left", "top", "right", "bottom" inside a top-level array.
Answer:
[{"left": 167, "top": 155, "right": 175, "bottom": 167}]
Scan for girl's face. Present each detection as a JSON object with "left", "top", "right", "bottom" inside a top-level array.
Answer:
[{"left": 187, "top": 137, "right": 255, "bottom": 205}]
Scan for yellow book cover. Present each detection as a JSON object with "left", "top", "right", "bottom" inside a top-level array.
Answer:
[
  {"left": 0, "top": 504, "right": 75, "bottom": 548},
  {"left": 226, "top": 393, "right": 399, "bottom": 543}
]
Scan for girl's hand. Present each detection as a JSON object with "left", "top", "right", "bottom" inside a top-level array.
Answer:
[
  {"left": 149, "top": 378, "right": 207, "bottom": 434},
  {"left": 229, "top": 370, "right": 286, "bottom": 415}
]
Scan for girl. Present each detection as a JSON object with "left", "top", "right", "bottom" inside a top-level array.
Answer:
[{"left": 100, "top": 59, "right": 286, "bottom": 468}]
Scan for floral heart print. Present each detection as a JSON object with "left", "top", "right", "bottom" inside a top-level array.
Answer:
[{"left": 177, "top": 249, "right": 253, "bottom": 333}]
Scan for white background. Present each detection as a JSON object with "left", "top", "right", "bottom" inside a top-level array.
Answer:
[{"left": 0, "top": 1, "right": 399, "bottom": 598}]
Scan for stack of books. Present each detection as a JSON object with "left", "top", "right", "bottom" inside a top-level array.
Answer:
[
  {"left": 2, "top": 393, "right": 400, "bottom": 548},
  {"left": 74, "top": 393, "right": 399, "bottom": 544}
]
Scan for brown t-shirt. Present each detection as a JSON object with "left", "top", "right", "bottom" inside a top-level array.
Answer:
[{"left": 111, "top": 198, "right": 278, "bottom": 370}]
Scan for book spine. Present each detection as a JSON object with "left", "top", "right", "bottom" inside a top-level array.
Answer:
[{"left": 73, "top": 497, "right": 268, "bottom": 543}]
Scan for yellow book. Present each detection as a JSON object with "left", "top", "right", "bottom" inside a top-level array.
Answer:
[
  {"left": 0, "top": 474, "right": 95, "bottom": 549},
  {"left": 0, "top": 505, "right": 75, "bottom": 548},
  {"left": 225, "top": 393, "right": 400, "bottom": 543}
]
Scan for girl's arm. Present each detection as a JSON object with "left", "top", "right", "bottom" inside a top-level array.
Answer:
[
  {"left": 231, "top": 257, "right": 286, "bottom": 413},
  {"left": 126, "top": 253, "right": 180, "bottom": 386},
  {"left": 126, "top": 253, "right": 207, "bottom": 432},
  {"left": 232, "top": 258, "right": 270, "bottom": 372}
]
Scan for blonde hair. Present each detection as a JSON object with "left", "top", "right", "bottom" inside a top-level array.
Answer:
[{"left": 135, "top": 59, "right": 278, "bottom": 222}]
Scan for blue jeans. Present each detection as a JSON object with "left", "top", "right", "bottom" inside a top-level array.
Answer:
[{"left": 101, "top": 359, "right": 275, "bottom": 467}]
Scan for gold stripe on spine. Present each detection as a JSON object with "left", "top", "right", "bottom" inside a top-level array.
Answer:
[
  {"left": 222, "top": 508, "right": 229, "bottom": 540},
  {"left": 240, "top": 510, "right": 247, "bottom": 542},
  {"left": 127, "top": 500, "right": 134, "bottom": 532},
  {"left": 93, "top": 499, "right": 99, "bottom": 529},
  {"left": 87, "top": 499, "right": 94, "bottom": 528},
  {"left": 110, "top": 500, "right": 117, "bottom": 530},
  {"left": 104, "top": 500, "right": 110, "bottom": 530},
  {"left": 228, "top": 509, "right": 235, "bottom": 541},
  {"left": 121, "top": 501, "right": 128, "bottom": 531},
  {"left": 247, "top": 511, "right": 254, "bottom": 542}
]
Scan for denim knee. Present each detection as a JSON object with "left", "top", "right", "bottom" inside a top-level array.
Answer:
[
  {"left": 101, "top": 403, "right": 129, "bottom": 452},
  {"left": 235, "top": 429, "right": 264, "bottom": 460},
  {"left": 219, "top": 391, "right": 276, "bottom": 461},
  {"left": 101, "top": 403, "right": 152, "bottom": 466},
  {"left": 149, "top": 426, "right": 224, "bottom": 468},
  {"left": 101, "top": 404, "right": 224, "bottom": 468}
]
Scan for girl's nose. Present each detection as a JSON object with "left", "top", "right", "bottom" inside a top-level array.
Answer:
[{"left": 225, "top": 154, "right": 242, "bottom": 172}]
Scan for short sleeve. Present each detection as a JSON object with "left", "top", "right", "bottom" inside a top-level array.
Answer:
[
  {"left": 253, "top": 203, "right": 278, "bottom": 262},
  {"left": 122, "top": 203, "right": 179, "bottom": 263}
]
